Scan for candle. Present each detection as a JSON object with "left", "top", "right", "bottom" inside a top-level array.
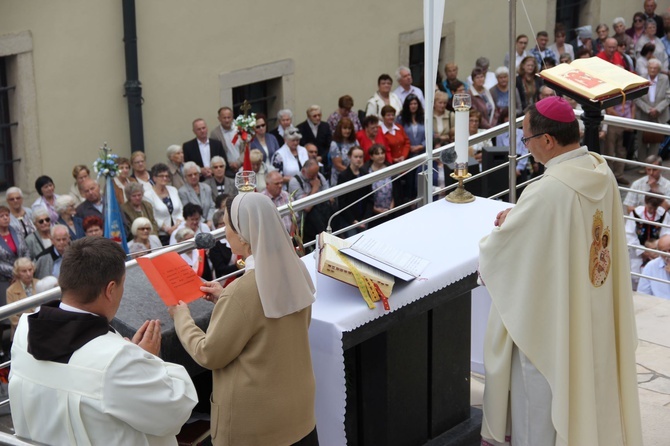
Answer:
[{"left": 452, "top": 93, "right": 472, "bottom": 165}]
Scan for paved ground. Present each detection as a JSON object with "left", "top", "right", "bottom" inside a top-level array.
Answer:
[{"left": 471, "top": 292, "right": 670, "bottom": 446}]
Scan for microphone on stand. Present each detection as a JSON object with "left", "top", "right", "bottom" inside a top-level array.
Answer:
[
  {"left": 326, "top": 161, "right": 426, "bottom": 233},
  {"left": 128, "top": 231, "right": 218, "bottom": 258}
]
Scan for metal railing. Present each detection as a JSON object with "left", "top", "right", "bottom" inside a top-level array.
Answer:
[{"left": 0, "top": 113, "right": 668, "bottom": 443}]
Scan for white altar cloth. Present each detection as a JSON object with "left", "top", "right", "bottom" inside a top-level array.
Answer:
[{"left": 305, "top": 197, "right": 509, "bottom": 445}]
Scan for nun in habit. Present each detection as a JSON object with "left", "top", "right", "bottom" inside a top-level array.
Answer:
[{"left": 169, "top": 192, "right": 318, "bottom": 446}]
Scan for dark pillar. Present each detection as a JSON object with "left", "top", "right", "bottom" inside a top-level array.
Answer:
[{"left": 122, "top": 0, "right": 145, "bottom": 153}]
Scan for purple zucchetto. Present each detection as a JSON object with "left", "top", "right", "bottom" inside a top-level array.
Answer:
[{"left": 535, "top": 96, "right": 576, "bottom": 123}]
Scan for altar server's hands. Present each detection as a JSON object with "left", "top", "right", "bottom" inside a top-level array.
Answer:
[{"left": 132, "top": 319, "right": 162, "bottom": 356}]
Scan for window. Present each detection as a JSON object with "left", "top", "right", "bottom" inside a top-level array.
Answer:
[
  {"left": 232, "top": 78, "right": 281, "bottom": 126},
  {"left": 0, "top": 57, "right": 16, "bottom": 191},
  {"left": 409, "top": 42, "right": 426, "bottom": 92},
  {"left": 219, "top": 59, "right": 294, "bottom": 129},
  {"left": 399, "top": 24, "right": 454, "bottom": 93}
]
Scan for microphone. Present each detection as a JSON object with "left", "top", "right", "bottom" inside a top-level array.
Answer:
[
  {"left": 326, "top": 165, "right": 417, "bottom": 233},
  {"left": 439, "top": 146, "right": 457, "bottom": 164},
  {"left": 195, "top": 232, "right": 216, "bottom": 250}
]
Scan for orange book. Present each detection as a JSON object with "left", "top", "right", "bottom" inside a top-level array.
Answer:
[{"left": 136, "top": 252, "right": 205, "bottom": 306}]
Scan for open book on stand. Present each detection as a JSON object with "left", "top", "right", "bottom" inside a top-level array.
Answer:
[{"left": 539, "top": 57, "right": 650, "bottom": 101}]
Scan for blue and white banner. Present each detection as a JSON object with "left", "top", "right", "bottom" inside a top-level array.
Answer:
[{"left": 104, "top": 176, "right": 129, "bottom": 254}]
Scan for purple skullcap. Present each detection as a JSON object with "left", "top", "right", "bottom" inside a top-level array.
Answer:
[{"left": 535, "top": 96, "right": 575, "bottom": 123}]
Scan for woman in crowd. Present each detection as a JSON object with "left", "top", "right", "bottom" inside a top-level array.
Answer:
[
  {"left": 55, "top": 195, "right": 85, "bottom": 241},
  {"left": 144, "top": 163, "right": 183, "bottom": 245},
  {"left": 636, "top": 43, "right": 656, "bottom": 78},
  {"left": 6, "top": 187, "right": 35, "bottom": 239},
  {"left": 380, "top": 105, "right": 410, "bottom": 165},
  {"left": 626, "top": 195, "right": 669, "bottom": 288},
  {"left": 446, "top": 80, "right": 466, "bottom": 112},
  {"left": 120, "top": 182, "right": 159, "bottom": 237},
  {"left": 166, "top": 144, "right": 186, "bottom": 190},
  {"left": 433, "top": 90, "right": 454, "bottom": 147},
  {"left": 130, "top": 151, "right": 153, "bottom": 189},
  {"left": 366, "top": 74, "right": 403, "bottom": 118},
  {"left": 0, "top": 205, "right": 30, "bottom": 350},
  {"left": 594, "top": 23, "right": 610, "bottom": 54},
  {"left": 489, "top": 66, "right": 523, "bottom": 123},
  {"left": 249, "top": 113, "right": 280, "bottom": 164},
  {"left": 627, "top": 12, "right": 647, "bottom": 48},
  {"left": 337, "top": 146, "right": 371, "bottom": 234},
  {"left": 204, "top": 156, "right": 237, "bottom": 201},
  {"left": 516, "top": 56, "right": 542, "bottom": 110},
  {"left": 82, "top": 216, "right": 104, "bottom": 237},
  {"left": 249, "top": 149, "right": 269, "bottom": 192},
  {"left": 270, "top": 109, "right": 294, "bottom": 147},
  {"left": 398, "top": 94, "right": 426, "bottom": 199},
  {"left": 366, "top": 144, "right": 394, "bottom": 227},
  {"left": 329, "top": 117, "right": 358, "bottom": 186},
  {"left": 327, "top": 95, "right": 362, "bottom": 134},
  {"left": 470, "top": 68, "right": 495, "bottom": 128},
  {"left": 25, "top": 209, "right": 52, "bottom": 260},
  {"left": 127, "top": 217, "right": 162, "bottom": 258},
  {"left": 112, "top": 157, "right": 136, "bottom": 205},
  {"left": 635, "top": 19, "right": 668, "bottom": 70},
  {"left": 272, "top": 126, "right": 309, "bottom": 188},
  {"left": 69, "top": 165, "right": 90, "bottom": 205},
  {"left": 179, "top": 161, "right": 215, "bottom": 226},
  {"left": 6, "top": 257, "right": 39, "bottom": 340},
  {"left": 548, "top": 23, "right": 574, "bottom": 63},
  {"left": 173, "top": 227, "right": 212, "bottom": 280},
  {"left": 169, "top": 193, "right": 318, "bottom": 446},
  {"left": 31, "top": 175, "right": 59, "bottom": 223}
]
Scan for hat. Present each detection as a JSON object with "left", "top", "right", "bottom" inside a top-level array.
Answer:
[
  {"left": 577, "top": 26, "right": 592, "bottom": 40},
  {"left": 536, "top": 96, "right": 575, "bottom": 123}
]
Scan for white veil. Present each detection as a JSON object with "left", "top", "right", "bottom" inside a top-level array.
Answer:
[{"left": 231, "top": 192, "right": 315, "bottom": 318}]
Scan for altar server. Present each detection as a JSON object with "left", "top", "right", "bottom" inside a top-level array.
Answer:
[
  {"left": 9, "top": 236, "right": 197, "bottom": 445},
  {"left": 479, "top": 96, "right": 642, "bottom": 446}
]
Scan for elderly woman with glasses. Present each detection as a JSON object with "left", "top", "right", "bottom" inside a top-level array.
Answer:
[
  {"left": 130, "top": 151, "right": 153, "bottom": 190},
  {"left": 144, "top": 163, "right": 183, "bottom": 245},
  {"left": 635, "top": 19, "right": 669, "bottom": 70},
  {"left": 169, "top": 193, "right": 318, "bottom": 446},
  {"left": 128, "top": 217, "right": 162, "bottom": 258},
  {"left": 166, "top": 144, "right": 186, "bottom": 190},
  {"left": 249, "top": 113, "right": 280, "bottom": 164},
  {"left": 271, "top": 126, "right": 310, "bottom": 188},
  {"left": 120, "top": 182, "right": 159, "bottom": 237},
  {"left": 6, "top": 257, "right": 39, "bottom": 340},
  {"left": 55, "top": 195, "right": 85, "bottom": 241},
  {"left": 6, "top": 187, "right": 35, "bottom": 239},
  {"left": 179, "top": 161, "right": 215, "bottom": 227},
  {"left": 25, "top": 209, "right": 53, "bottom": 260},
  {"left": 204, "top": 155, "right": 237, "bottom": 201}
]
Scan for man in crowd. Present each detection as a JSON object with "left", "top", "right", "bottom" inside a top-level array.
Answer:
[
  {"left": 570, "top": 26, "right": 593, "bottom": 54},
  {"left": 394, "top": 66, "right": 425, "bottom": 107},
  {"left": 644, "top": 0, "right": 665, "bottom": 38},
  {"left": 76, "top": 178, "right": 104, "bottom": 221},
  {"left": 297, "top": 105, "right": 332, "bottom": 170},
  {"left": 262, "top": 170, "right": 293, "bottom": 234},
  {"left": 441, "top": 62, "right": 467, "bottom": 99},
  {"left": 183, "top": 118, "right": 228, "bottom": 179},
  {"left": 638, "top": 234, "right": 670, "bottom": 297},
  {"left": 35, "top": 225, "right": 71, "bottom": 279},
  {"left": 633, "top": 58, "right": 670, "bottom": 163},
  {"left": 479, "top": 96, "right": 641, "bottom": 445},
  {"left": 530, "top": 31, "right": 555, "bottom": 68},
  {"left": 623, "top": 154, "right": 670, "bottom": 213},
  {"left": 209, "top": 107, "right": 242, "bottom": 178},
  {"left": 597, "top": 37, "right": 626, "bottom": 68},
  {"left": 9, "top": 237, "right": 197, "bottom": 444},
  {"left": 288, "top": 159, "right": 330, "bottom": 243},
  {"left": 538, "top": 85, "right": 556, "bottom": 100}
]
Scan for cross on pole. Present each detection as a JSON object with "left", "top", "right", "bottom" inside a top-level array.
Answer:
[
  {"left": 100, "top": 142, "right": 110, "bottom": 155},
  {"left": 240, "top": 100, "right": 251, "bottom": 118}
]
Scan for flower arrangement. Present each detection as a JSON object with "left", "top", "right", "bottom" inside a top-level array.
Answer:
[
  {"left": 93, "top": 144, "right": 120, "bottom": 178},
  {"left": 233, "top": 112, "right": 257, "bottom": 143}
]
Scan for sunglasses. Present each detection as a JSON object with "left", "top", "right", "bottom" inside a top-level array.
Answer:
[
  {"left": 255, "top": 124, "right": 266, "bottom": 129},
  {"left": 37, "top": 218, "right": 51, "bottom": 224}
]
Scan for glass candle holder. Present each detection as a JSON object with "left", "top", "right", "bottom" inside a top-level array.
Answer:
[
  {"left": 453, "top": 93, "right": 472, "bottom": 112},
  {"left": 235, "top": 171, "right": 256, "bottom": 192}
]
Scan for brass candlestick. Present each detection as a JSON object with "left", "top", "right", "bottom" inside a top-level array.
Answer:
[{"left": 445, "top": 170, "right": 475, "bottom": 203}]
